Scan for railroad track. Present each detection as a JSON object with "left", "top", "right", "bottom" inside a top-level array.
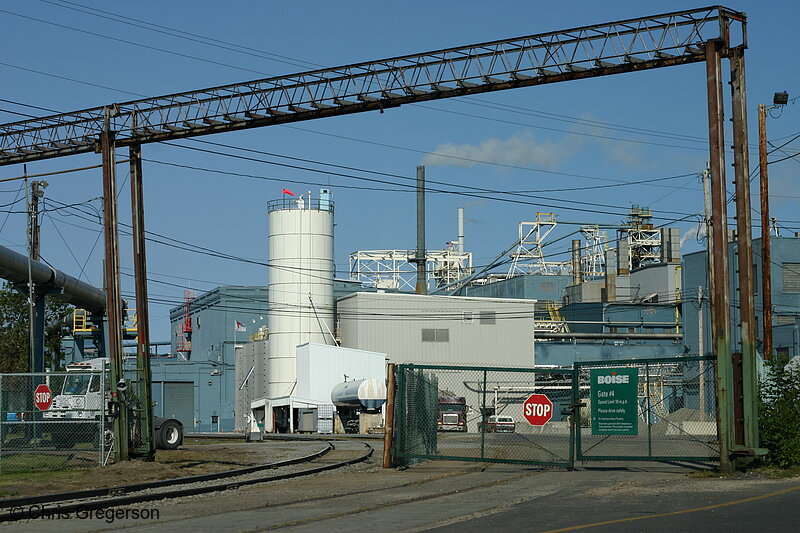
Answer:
[{"left": 0, "top": 439, "right": 373, "bottom": 523}]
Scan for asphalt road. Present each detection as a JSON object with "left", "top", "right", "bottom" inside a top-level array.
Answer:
[{"left": 429, "top": 473, "right": 800, "bottom": 532}]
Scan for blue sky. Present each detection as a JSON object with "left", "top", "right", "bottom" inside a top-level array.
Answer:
[{"left": 1, "top": 1, "right": 799, "bottom": 341}]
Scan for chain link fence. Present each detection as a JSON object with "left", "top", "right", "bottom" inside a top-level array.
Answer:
[
  {"left": 394, "top": 364, "right": 575, "bottom": 467},
  {"left": 0, "top": 371, "right": 106, "bottom": 473},
  {"left": 122, "top": 364, "right": 153, "bottom": 457},
  {"left": 574, "top": 355, "right": 718, "bottom": 461}
]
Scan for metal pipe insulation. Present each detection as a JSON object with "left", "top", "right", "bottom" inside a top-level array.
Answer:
[{"left": 0, "top": 244, "right": 107, "bottom": 312}]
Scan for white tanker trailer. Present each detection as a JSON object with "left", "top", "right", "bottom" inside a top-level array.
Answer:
[{"left": 330, "top": 378, "right": 387, "bottom": 412}]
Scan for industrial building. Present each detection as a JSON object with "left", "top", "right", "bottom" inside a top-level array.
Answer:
[
  {"left": 682, "top": 236, "right": 800, "bottom": 359},
  {"left": 67, "top": 184, "right": 794, "bottom": 436}
]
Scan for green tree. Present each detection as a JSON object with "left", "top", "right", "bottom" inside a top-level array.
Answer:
[
  {"left": 0, "top": 283, "right": 74, "bottom": 373},
  {"left": 759, "top": 355, "right": 800, "bottom": 468}
]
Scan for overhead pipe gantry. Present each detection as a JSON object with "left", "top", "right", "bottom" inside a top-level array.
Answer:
[{"left": 0, "top": 6, "right": 753, "bottom": 470}]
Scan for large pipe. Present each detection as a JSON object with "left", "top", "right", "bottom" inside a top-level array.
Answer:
[
  {"left": 537, "top": 332, "right": 682, "bottom": 340},
  {"left": 0, "top": 243, "right": 107, "bottom": 313}
]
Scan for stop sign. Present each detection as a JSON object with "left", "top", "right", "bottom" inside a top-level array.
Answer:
[
  {"left": 34, "top": 384, "right": 52, "bottom": 411},
  {"left": 523, "top": 393, "right": 553, "bottom": 426}
]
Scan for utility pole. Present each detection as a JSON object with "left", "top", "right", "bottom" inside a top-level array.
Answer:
[
  {"left": 25, "top": 175, "right": 48, "bottom": 373},
  {"left": 729, "top": 47, "right": 759, "bottom": 456},
  {"left": 101, "top": 106, "right": 129, "bottom": 461},
  {"left": 759, "top": 91, "right": 788, "bottom": 362},
  {"left": 758, "top": 105, "right": 773, "bottom": 360},
  {"left": 705, "top": 38, "right": 733, "bottom": 473},
  {"left": 698, "top": 286, "right": 706, "bottom": 417},
  {"left": 130, "top": 141, "right": 155, "bottom": 461}
]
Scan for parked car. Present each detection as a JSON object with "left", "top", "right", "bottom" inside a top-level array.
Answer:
[{"left": 480, "top": 415, "right": 516, "bottom": 433}]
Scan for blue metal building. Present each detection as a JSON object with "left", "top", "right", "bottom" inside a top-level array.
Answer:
[
  {"left": 465, "top": 274, "right": 571, "bottom": 301},
  {"left": 682, "top": 236, "right": 800, "bottom": 358}
]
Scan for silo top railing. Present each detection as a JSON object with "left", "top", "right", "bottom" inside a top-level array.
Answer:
[{"left": 267, "top": 196, "right": 334, "bottom": 213}]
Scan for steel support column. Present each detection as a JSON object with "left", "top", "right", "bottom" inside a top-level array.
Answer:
[
  {"left": 101, "top": 112, "right": 128, "bottom": 462},
  {"left": 705, "top": 39, "right": 733, "bottom": 472},
  {"left": 758, "top": 104, "right": 773, "bottom": 360},
  {"left": 130, "top": 143, "right": 155, "bottom": 461},
  {"left": 729, "top": 47, "right": 759, "bottom": 453}
]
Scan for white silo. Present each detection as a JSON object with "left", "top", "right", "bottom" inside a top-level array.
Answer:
[{"left": 267, "top": 189, "right": 335, "bottom": 401}]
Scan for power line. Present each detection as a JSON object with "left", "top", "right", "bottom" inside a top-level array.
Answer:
[
  {"left": 188, "top": 138, "right": 699, "bottom": 193},
  {"left": 0, "top": 8, "right": 270, "bottom": 76},
  {"left": 0, "top": 61, "right": 146, "bottom": 99},
  {"left": 161, "top": 140, "right": 702, "bottom": 220},
  {"left": 42, "top": 0, "right": 320, "bottom": 71}
]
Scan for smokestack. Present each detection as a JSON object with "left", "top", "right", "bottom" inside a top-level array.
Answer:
[
  {"left": 415, "top": 165, "right": 427, "bottom": 294},
  {"left": 571, "top": 240, "right": 583, "bottom": 285},
  {"left": 457, "top": 207, "right": 464, "bottom": 252}
]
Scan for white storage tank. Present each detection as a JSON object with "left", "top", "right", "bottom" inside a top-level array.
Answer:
[
  {"left": 331, "top": 378, "right": 387, "bottom": 412},
  {"left": 267, "top": 189, "right": 335, "bottom": 400}
]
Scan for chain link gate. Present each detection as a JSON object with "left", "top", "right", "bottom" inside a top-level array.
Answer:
[
  {"left": 392, "top": 357, "right": 720, "bottom": 468},
  {"left": 0, "top": 371, "right": 106, "bottom": 473},
  {"left": 574, "top": 356, "right": 718, "bottom": 462},
  {"left": 393, "top": 364, "right": 576, "bottom": 468}
]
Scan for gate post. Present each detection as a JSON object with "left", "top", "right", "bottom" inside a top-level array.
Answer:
[
  {"left": 480, "top": 370, "right": 487, "bottom": 461},
  {"left": 383, "top": 363, "right": 396, "bottom": 468},
  {"left": 569, "top": 366, "right": 578, "bottom": 468}
]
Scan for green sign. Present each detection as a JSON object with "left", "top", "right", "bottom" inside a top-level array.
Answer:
[{"left": 590, "top": 367, "right": 639, "bottom": 435}]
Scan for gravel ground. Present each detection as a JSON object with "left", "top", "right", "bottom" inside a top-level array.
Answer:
[{"left": 0, "top": 440, "right": 330, "bottom": 499}]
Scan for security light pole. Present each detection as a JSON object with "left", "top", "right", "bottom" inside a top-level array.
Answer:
[{"left": 758, "top": 91, "right": 788, "bottom": 361}]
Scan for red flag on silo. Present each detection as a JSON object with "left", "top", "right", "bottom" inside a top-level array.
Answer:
[{"left": 282, "top": 188, "right": 295, "bottom": 196}]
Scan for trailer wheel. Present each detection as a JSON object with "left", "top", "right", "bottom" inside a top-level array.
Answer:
[{"left": 156, "top": 420, "right": 183, "bottom": 450}]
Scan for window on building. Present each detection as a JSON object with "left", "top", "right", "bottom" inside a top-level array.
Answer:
[
  {"left": 782, "top": 263, "right": 800, "bottom": 293},
  {"left": 777, "top": 315, "right": 797, "bottom": 326},
  {"left": 479, "top": 311, "right": 496, "bottom": 325},
  {"left": 462, "top": 311, "right": 474, "bottom": 324},
  {"left": 422, "top": 329, "right": 449, "bottom": 342},
  {"left": 753, "top": 264, "right": 758, "bottom": 294}
]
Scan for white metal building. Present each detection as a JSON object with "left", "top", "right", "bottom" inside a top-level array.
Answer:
[
  {"left": 249, "top": 342, "right": 386, "bottom": 433},
  {"left": 337, "top": 292, "right": 538, "bottom": 366}
]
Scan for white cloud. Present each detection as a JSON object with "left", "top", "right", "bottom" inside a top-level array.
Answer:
[
  {"left": 680, "top": 224, "right": 706, "bottom": 248},
  {"left": 422, "top": 131, "right": 578, "bottom": 169}
]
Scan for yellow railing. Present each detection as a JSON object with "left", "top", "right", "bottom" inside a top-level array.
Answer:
[
  {"left": 72, "top": 308, "right": 138, "bottom": 334},
  {"left": 72, "top": 309, "right": 96, "bottom": 333}
]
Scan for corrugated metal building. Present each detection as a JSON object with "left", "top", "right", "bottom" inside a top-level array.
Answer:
[
  {"left": 464, "top": 274, "right": 571, "bottom": 301},
  {"left": 682, "top": 236, "right": 800, "bottom": 358},
  {"left": 168, "top": 285, "right": 269, "bottom": 363},
  {"left": 150, "top": 358, "right": 229, "bottom": 432},
  {"left": 338, "top": 292, "right": 537, "bottom": 366}
]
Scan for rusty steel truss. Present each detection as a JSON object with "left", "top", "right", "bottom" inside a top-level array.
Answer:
[{"left": 0, "top": 5, "right": 745, "bottom": 166}]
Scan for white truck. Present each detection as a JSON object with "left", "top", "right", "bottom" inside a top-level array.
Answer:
[{"left": 43, "top": 358, "right": 183, "bottom": 450}]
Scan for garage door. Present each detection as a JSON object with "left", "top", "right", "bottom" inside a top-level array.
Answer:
[{"left": 163, "top": 382, "right": 195, "bottom": 430}]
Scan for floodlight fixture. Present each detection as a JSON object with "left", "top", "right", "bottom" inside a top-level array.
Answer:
[{"left": 773, "top": 91, "right": 789, "bottom": 105}]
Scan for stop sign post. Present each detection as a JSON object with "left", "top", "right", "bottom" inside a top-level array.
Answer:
[
  {"left": 34, "top": 384, "right": 52, "bottom": 411},
  {"left": 523, "top": 393, "right": 553, "bottom": 426}
]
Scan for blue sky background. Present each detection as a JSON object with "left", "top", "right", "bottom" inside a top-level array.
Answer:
[{"left": 1, "top": 1, "right": 799, "bottom": 341}]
